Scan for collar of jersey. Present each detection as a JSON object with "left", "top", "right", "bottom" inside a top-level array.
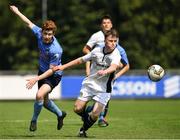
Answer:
[{"left": 103, "top": 46, "right": 115, "bottom": 55}]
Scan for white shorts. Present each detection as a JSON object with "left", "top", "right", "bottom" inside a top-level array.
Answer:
[{"left": 78, "top": 87, "right": 111, "bottom": 106}]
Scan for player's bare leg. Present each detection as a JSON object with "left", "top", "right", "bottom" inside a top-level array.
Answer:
[
  {"left": 74, "top": 99, "right": 87, "bottom": 119},
  {"left": 98, "top": 101, "right": 109, "bottom": 127},
  {"left": 86, "top": 102, "right": 109, "bottom": 127}
]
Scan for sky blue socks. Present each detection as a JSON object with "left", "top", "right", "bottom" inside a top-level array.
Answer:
[
  {"left": 44, "top": 100, "right": 62, "bottom": 117},
  {"left": 31, "top": 100, "right": 43, "bottom": 122}
]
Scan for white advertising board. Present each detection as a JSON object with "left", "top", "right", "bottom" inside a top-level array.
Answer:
[{"left": 0, "top": 75, "right": 61, "bottom": 100}]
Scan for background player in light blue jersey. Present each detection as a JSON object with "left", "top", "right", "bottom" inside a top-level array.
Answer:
[
  {"left": 10, "top": 5, "right": 66, "bottom": 132},
  {"left": 83, "top": 15, "right": 130, "bottom": 127}
]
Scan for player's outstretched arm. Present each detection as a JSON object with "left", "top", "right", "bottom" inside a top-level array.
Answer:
[
  {"left": 57, "top": 57, "right": 84, "bottom": 71},
  {"left": 9, "top": 5, "right": 35, "bottom": 29},
  {"left": 97, "top": 64, "right": 119, "bottom": 76},
  {"left": 26, "top": 57, "right": 84, "bottom": 89},
  {"left": 26, "top": 69, "right": 54, "bottom": 89}
]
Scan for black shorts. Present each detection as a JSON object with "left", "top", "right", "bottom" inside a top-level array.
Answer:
[{"left": 38, "top": 70, "right": 62, "bottom": 90}]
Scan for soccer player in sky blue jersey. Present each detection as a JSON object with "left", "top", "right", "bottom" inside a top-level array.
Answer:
[
  {"left": 83, "top": 15, "right": 130, "bottom": 127},
  {"left": 10, "top": 5, "right": 66, "bottom": 132}
]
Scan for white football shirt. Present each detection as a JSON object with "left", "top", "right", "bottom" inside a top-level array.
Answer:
[
  {"left": 86, "top": 30, "right": 119, "bottom": 49},
  {"left": 81, "top": 46, "right": 121, "bottom": 93},
  {"left": 86, "top": 31, "right": 105, "bottom": 49}
]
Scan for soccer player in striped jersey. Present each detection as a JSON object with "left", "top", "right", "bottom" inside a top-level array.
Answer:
[
  {"left": 26, "top": 29, "right": 122, "bottom": 137},
  {"left": 10, "top": 5, "right": 66, "bottom": 132},
  {"left": 83, "top": 15, "right": 130, "bottom": 127}
]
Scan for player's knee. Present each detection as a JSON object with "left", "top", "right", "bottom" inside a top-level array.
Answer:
[
  {"left": 91, "top": 110, "right": 100, "bottom": 120},
  {"left": 36, "top": 94, "right": 44, "bottom": 101},
  {"left": 74, "top": 104, "right": 83, "bottom": 113},
  {"left": 73, "top": 105, "right": 80, "bottom": 113}
]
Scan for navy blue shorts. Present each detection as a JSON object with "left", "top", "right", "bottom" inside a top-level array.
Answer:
[{"left": 38, "top": 70, "right": 62, "bottom": 90}]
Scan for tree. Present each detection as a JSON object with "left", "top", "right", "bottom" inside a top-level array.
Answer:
[{"left": 0, "top": 0, "right": 179, "bottom": 70}]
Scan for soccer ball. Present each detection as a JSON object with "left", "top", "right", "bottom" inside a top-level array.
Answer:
[{"left": 147, "top": 64, "right": 165, "bottom": 82}]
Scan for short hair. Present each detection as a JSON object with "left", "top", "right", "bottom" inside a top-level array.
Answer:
[
  {"left": 42, "top": 20, "right": 57, "bottom": 34},
  {"left": 104, "top": 28, "right": 119, "bottom": 39},
  {"left": 100, "top": 15, "right": 112, "bottom": 23}
]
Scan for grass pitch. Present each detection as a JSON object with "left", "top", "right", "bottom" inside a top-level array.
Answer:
[{"left": 0, "top": 99, "right": 180, "bottom": 139}]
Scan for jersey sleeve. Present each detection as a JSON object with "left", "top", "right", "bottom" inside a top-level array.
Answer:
[
  {"left": 86, "top": 33, "right": 97, "bottom": 48},
  {"left": 81, "top": 52, "right": 92, "bottom": 62},
  {"left": 117, "top": 44, "right": 129, "bottom": 65},
  {"left": 120, "top": 50, "right": 129, "bottom": 65},
  {"left": 31, "top": 25, "right": 42, "bottom": 39},
  {"left": 82, "top": 47, "right": 99, "bottom": 62}
]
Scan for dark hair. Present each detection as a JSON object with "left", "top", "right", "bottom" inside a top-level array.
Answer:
[
  {"left": 100, "top": 15, "right": 112, "bottom": 24},
  {"left": 104, "top": 29, "right": 119, "bottom": 38}
]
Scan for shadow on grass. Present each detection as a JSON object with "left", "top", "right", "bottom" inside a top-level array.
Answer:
[
  {"left": 2, "top": 134, "right": 96, "bottom": 139},
  {"left": 63, "top": 134, "right": 96, "bottom": 139}
]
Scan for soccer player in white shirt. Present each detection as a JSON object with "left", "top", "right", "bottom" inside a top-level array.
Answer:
[
  {"left": 83, "top": 15, "right": 130, "bottom": 127},
  {"left": 26, "top": 29, "right": 122, "bottom": 137}
]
